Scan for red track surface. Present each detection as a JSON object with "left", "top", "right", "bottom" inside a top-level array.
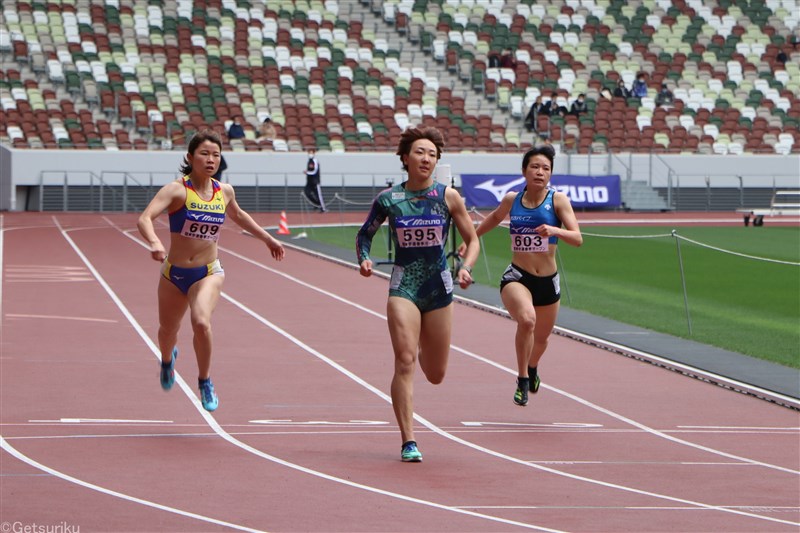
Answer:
[{"left": 1, "top": 212, "right": 798, "bottom": 533}]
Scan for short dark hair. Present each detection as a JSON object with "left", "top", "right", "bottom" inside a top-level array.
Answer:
[
  {"left": 396, "top": 126, "right": 445, "bottom": 172},
  {"left": 522, "top": 144, "right": 556, "bottom": 171}
]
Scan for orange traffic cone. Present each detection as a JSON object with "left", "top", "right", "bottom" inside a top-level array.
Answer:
[{"left": 277, "top": 211, "right": 290, "bottom": 235}]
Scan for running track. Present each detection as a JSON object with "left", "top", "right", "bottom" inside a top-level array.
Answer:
[{"left": 1, "top": 212, "right": 798, "bottom": 533}]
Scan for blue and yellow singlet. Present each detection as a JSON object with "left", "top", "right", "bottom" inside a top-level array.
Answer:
[{"left": 168, "top": 176, "right": 226, "bottom": 242}]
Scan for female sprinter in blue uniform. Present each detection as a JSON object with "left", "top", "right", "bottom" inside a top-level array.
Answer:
[
  {"left": 465, "top": 145, "right": 582, "bottom": 406},
  {"left": 356, "top": 126, "right": 480, "bottom": 462},
  {"left": 137, "top": 130, "right": 285, "bottom": 411}
]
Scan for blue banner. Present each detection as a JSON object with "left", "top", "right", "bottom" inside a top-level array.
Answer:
[{"left": 461, "top": 174, "right": 621, "bottom": 209}]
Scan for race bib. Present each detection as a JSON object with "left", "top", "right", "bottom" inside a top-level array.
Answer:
[
  {"left": 510, "top": 230, "right": 548, "bottom": 252},
  {"left": 395, "top": 215, "right": 446, "bottom": 248},
  {"left": 181, "top": 219, "right": 222, "bottom": 241}
]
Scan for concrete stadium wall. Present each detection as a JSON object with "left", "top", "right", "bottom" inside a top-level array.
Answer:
[{"left": 1, "top": 145, "right": 798, "bottom": 211}]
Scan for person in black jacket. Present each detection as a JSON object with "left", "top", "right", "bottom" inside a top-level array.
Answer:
[
  {"left": 613, "top": 80, "right": 631, "bottom": 99},
  {"left": 226, "top": 116, "right": 245, "bottom": 140},
  {"left": 304, "top": 149, "right": 326, "bottom": 212},
  {"left": 524, "top": 95, "right": 546, "bottom": 132},
  {"left": 569, "top": 93, "right": 588, "bottom": 116}
]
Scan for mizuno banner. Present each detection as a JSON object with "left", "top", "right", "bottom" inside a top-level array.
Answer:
[{"left": 461, "top": 174, "right": 622, "bottom": 209}]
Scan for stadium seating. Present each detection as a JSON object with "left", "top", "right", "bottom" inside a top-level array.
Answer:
[{"left": 0, "top": 0, "right": 797, "bottom": 154}]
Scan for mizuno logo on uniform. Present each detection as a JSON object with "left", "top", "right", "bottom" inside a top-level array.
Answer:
[
  {"left": 397, "top": 216, "right": 444, "bottom": 227},
  {"left": 188, "top": 212, "right": 225, "bottom": 223}
]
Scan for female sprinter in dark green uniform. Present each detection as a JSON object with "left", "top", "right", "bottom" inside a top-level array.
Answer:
[{"left": 356, "top": 126, "right": 480, "bottom": 462}]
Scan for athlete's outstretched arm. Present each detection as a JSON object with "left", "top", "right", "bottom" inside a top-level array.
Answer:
[
  {"left": 137, "top": 180, "right": 183, "bottom": 261},
  {"left": 474, "top": 192, "right": 515, "bottom": 238},
  {"left": 355, "top": 199, "right": 387, "bottom": 277},
  {"left": 540, "top": 191, "right": 582, "bottom": 247},
  {"left": 446, "top": 187, "right": 479, "bottom": 289},
  {"left": 223, "top": 184, "right": 285, "bottom": 260},
  {"left": 457, "top": 192, "right": 515, "bottom": 258}
]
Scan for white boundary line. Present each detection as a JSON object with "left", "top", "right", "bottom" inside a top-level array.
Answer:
[
  {"left": 278, "top": 237, "right": 800, "bottom": 410},
  {"left": 0, "top": 218, "right": 262, "bottom": 532},
  {"left": 211, "top": 241, "right": 800, "bottom": 524},
  {"left": 58, "top": 219, "right": 566, "bottom": 532},
  {"left": 4, "top": 217, "right": 797, "bottom": 530},
  {"left": 0, "top": 436, "right": 265, "bottom": 533}
]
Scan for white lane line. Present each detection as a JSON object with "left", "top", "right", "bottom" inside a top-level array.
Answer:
[
  {"left": 102, "top": 220, "right": 800, "bottom": 528},
  {"left": 54, "top": 217, "right": 564, "bottom": 532},
  {"left": 226, "top": 243, "right": 800, "bottom": 476},
  {"left": 678, "top": 426, "right": 800, "bottom": 431},
  {"left": 458, "top": 505, "right": 800, "bottom": 512},
  {"left": 282, "top": 239, "right": 800, "bottom": 410},
  {"left": 0, "top": 437, "right": 266, "bottom": 533},
  {"left": 214, "top": 243, "right": 800, "bottom": 527},
  {"left": 223, "top": 289, "right": 800, "bottom": 527},
  {"left": 6, "top": 313, "right": 117, "bottom": 323},
  {"left": 29, "top": 419, "right": 173, "bottom": 424}
]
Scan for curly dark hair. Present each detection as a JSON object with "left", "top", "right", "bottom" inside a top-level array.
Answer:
[
  {"left": 395, "top": 126, "right": 445, "bottom": 172},
  {"left": 179, "top": 130, "right": 223, "bottom": 176}
]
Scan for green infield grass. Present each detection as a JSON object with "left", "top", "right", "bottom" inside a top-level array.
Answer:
[{"left": 297, "top": 224, "right": 800, "bottom": 368}]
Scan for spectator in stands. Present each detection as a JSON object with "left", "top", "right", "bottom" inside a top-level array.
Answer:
[
  {"left": 137, "top": 130, "right": 285, "bottom": 413},
  {"left": 488, "top": 51, "right": 501, "bottom": 68},
  {"left": 524, "top": 95, "right": 546, "bottom": 132},
  {"left": 260, "top": 116, "right": 276, "bottom": 142},
  {"left": 355, "top": 125, "right": 479, "bottom": 462},
  {"left": 776, "top": 49, "right": 788, "bottom": 66},
  {"left": 458, "top": 144, "right": 582, "bottom": 408},
  {"left": 499, "top": 48, "right": 517, "bottom": 70},
  {"left": 632, "top": 73, "right": 648, "bottom": 98},
  {"left": 569, "top": 93, "right": 588, "bottom": 116},
  {"left": 544, "top": 92, "right": 567, "bottom": 117},
  {"left": 227, "top": 116, "right": 245, "bottom": 140},
  {"left": 655, "top": 83, "right": 675, "bottom": 107},
  {"left": 614, "top": 79, "right": 631, "bottom": 99},
  {"left": 304, "top": 148, "right": 326, "bottom": 212}
]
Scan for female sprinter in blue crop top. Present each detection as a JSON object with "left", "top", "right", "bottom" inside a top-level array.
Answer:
[
  {"left": 137, "top": 130, "right": 285, "bottom": 411},
  {"left": 462, "top": 145, "right": 582, "bottom": 407}
]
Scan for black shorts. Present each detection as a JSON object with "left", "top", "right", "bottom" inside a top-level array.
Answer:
[{"left": 499, "top": 264, "right": 561, "bottom": 306}]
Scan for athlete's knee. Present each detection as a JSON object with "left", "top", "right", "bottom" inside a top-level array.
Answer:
[
  {"left": 190, "top": 316, "right": 212, "bottom": 338},
  {"left": 418, "top": 350, "right": 446, "bottom": 384},
  {"left": 516, "top": 313, "right": 536, "bottom": 334},
  {"left": 158, "top": 322, "right": 180, "bottom": 338},
  {"left": 422, "top": 367, "right": 446, "bottom": 385},
  {"left": 394, "top": 352, "right": 416, "bottom": 377}
]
